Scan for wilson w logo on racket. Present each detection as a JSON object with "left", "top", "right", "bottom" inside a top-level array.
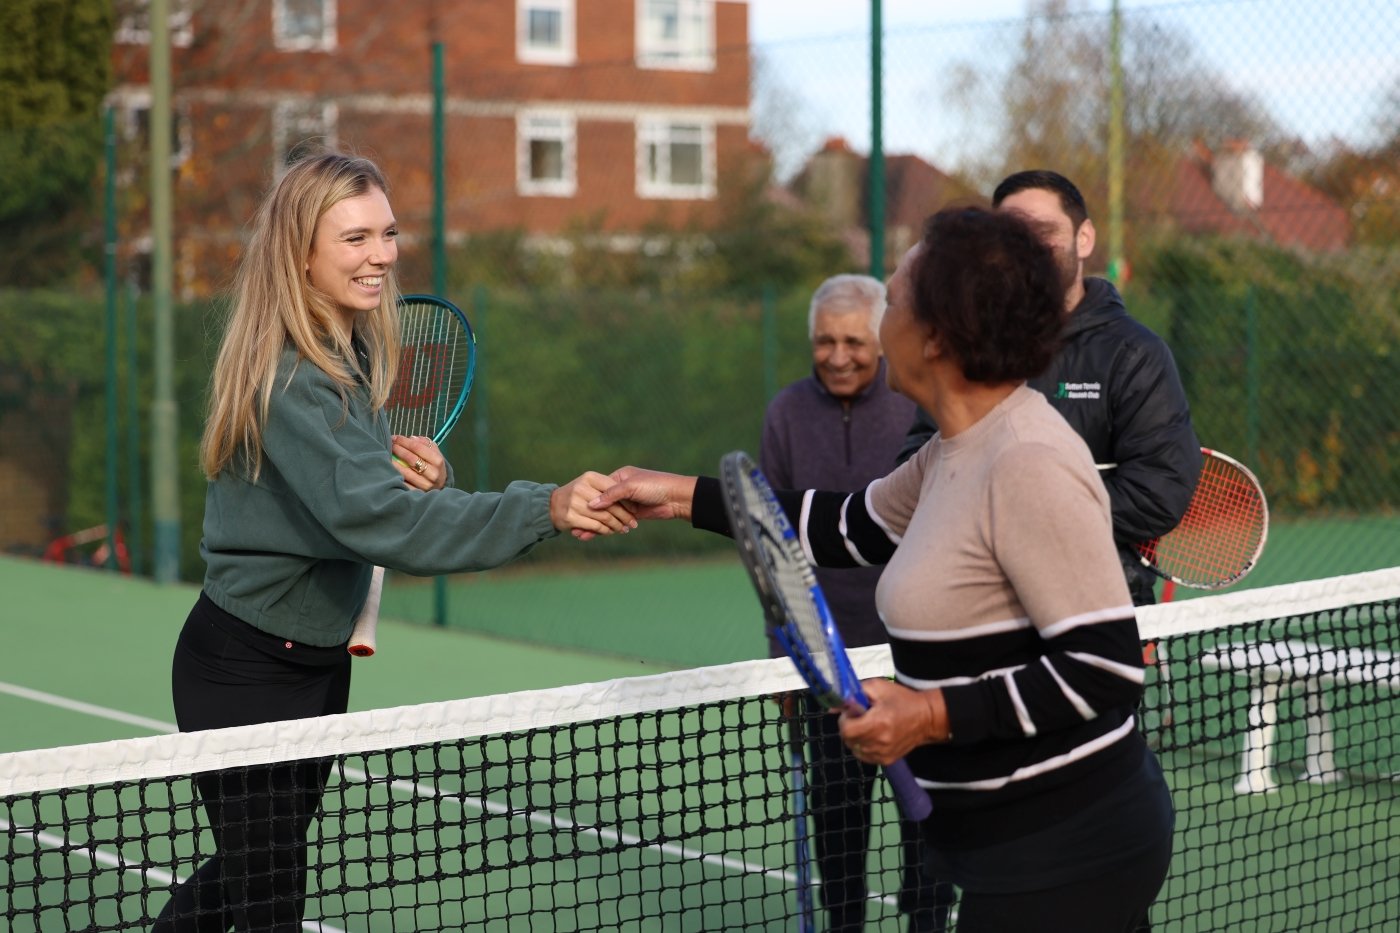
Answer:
[
  {"left": 720, "top": 451, "right": 933, "bottom": 822},
  {"left": 389, "top": 344, "right": 449, "bottom": 410}
]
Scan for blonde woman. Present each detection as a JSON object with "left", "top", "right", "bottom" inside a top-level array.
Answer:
[{"left": 153, "top": 152, "right": 632, "bottom": 931}]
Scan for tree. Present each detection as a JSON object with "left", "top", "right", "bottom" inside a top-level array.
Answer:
[
  {"left": 944, "top": 0, "right": 1282, "bottom": 217},
  {"left": 1304, "top": 77, "right": 1400, "bottom": 247},
  {"left": 0, "top": 0, "right": 113, "bottom": 285},
  {"left": 748, "top": 48, "right": 825, "bottom": 186}
]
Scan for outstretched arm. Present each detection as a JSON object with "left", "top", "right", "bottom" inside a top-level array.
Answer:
[{"left": 589, "top": 467, "right": 698, "bottom": 522}]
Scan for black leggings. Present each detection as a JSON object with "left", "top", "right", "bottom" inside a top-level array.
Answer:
[{"left": 152, "top": 593, "right": 351, "bottom": 933}]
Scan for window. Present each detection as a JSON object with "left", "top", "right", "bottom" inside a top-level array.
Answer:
[
  {"left": 518, "top": 0, "right": 575, "bottom": 65},
  {"left": 517, "top": 112, "right": 577, "bottom": 197},
  {"left": 636, "top": 0, "right": 713, "bottom": 71},
  {"left": 115, "top": 0, "right": 194, "bottom": 47},
  {"left": 110, "top": 90, "right": 191, "bottom": 188},
  {"left": 275, "top": 0, "right": 336, "bottom": 52},
  {"left": 273, "top": 100, "right": 338, "bottom": 177},
  {"left": 636, "top": 117, "right": 714, "bottom": 199},
  {"left": 123, "top": 97, "right": 192, "bottom": 169}
]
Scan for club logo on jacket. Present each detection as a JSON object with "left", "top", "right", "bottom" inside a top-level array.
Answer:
[{"left": 1055, "top": 381, "right": 1102, "bottom": 400}]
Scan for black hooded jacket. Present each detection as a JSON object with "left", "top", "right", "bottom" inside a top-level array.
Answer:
[{"left": 897, "top": 277, "right": 1202, "bottom": 603}]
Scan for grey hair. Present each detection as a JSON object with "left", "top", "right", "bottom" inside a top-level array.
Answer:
[{"left": 807, "top": 274, "right": 887, "bottom": 340}]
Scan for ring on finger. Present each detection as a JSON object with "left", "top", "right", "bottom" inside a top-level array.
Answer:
[{"left": 412, "top": 458, "right": 427, "bottom": 475}]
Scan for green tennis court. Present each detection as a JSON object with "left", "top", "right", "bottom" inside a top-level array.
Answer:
[
  {"left": 6, "top": 559, "right": 1400, "bottom": 931},
  {"left": 0, "top": 555, "right": 680, "bottom": 756}
]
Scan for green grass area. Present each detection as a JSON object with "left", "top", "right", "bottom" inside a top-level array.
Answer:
[
  {"left": 379, "top": 514, "right": 1400, "bottom": 661},
  {"left": 380, "top": 556, "right": 768, "bottom": 668},
  {"left": 1170, "top": 513, "right": 1400, "bottom": 601},
  {"left": 0, "top": 556, "right": 669, "bottom": 754}
]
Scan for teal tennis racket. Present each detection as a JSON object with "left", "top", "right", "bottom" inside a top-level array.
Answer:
[{"left": 349, "top": 294, "right": 477, "bottom": 657}]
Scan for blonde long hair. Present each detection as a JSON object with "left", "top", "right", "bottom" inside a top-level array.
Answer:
[{"left": 200, "top": 152, "right": 402, "bottom": 480}]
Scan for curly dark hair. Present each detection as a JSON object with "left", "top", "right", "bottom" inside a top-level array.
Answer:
[{"left": 908, "top": 207, "right": 1065, "bottom": 383}]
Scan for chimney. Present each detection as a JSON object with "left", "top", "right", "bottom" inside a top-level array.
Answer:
[
  {"left": 796, "top": 137, "right": 863, "bottom": 231},
  {"left": 1212, "top": 140, "right": 1263, "bottom": 212}
]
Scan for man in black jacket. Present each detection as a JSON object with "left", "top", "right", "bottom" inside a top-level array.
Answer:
[{"left": 897, "top": 170, "right": 1201, "bottom": 607}]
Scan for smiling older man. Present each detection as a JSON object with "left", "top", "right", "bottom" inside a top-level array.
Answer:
[{"left": 760, "top": 273, "right": 952, "bottom": 933}]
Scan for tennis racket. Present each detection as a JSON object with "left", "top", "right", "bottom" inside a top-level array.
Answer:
[
  {"left": 720, "top": 451, "right": 933, "bottom": 822},
  {"left": 785, "top": 698, "right": 815, "bottom": 933},
  {"left": 348, "top": 294, "right": 477, "bottom": 657},
  {"left": 1134, "top": 447, "right": 1268, "bottom": 590}
]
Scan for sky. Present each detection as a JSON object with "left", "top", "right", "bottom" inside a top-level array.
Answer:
[
  {"left": 743, "top": 0, "right": 1399, "bottom": 174},
  {"left": 748, "top": 0, "right": 1046, "bottom": 37}
]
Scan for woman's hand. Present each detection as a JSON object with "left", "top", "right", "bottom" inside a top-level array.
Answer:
[
  {"left": 838, "top": 678, "right": 950, "bottom": 766},
  {"left": 590, "top": 467, "right": 698, "bottom": 522},
  {"left": 551, "top": 471, "right": 640, "bottom": 539},
  {"left": 391, "top": 435, "right": 449, "bottom": 491}
]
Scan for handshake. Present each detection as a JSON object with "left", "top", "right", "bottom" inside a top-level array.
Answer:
[{"left": 551, "top": 467, "right": 700, "bottom": 541}]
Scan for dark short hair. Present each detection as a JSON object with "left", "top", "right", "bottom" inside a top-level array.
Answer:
[
  {"left": 992, "top": 170, "right": 1089, "bottom": 229},
  {"left": 908, "top": 207, "right": 1064, "bottom": 383}
]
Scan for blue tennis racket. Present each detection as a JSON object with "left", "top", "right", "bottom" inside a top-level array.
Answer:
[
  {"left": 786, "top": 704, "right": 815, "bottom": 933},
  {"left": 348, "top": 294, "right": 477, "bottom": 658},
  {"left": 719, "top": 451, "right": 933, "bottom": 823}
]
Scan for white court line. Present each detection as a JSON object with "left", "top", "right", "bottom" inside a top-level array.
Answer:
[
  {"left": 3, "top": 683, "right": 901, "bottom": 910},
  {"left": 0, "top": 681, "right": 176, "bottom": 733},
  {"left": 0, "top": 816, "right": 342, "bottom": 933}
]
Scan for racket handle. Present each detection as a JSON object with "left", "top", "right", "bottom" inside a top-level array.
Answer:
[
  {"left": 884, "top": 759, "right": 933, "bottom": 822},
  {"left": 348, "top": 566, "right": 385, "bottom": 658}
]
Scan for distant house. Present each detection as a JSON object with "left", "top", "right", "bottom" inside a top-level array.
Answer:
[
  {"left": 1147, "top": 140, "right": 1351, "bottom": 254},
  {"left": 109, "top": 0, "right": 752, "bottom": 296},
  {"left": 789, "top": 137, "right": 978, "bottom": 274}
]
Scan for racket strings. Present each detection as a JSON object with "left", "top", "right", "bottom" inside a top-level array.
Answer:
[
  {"left": 1144, "top": 458, "right": 1266, "bottom": 582},
  {"left": 766, "top": 530, "right": 843, "bottom": 693},
  {"left": 387, "top": 301, "right": 471, "bottom": 438}
]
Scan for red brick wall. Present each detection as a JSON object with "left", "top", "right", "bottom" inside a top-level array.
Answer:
[{"left": 115, "top": 1, "right": 752, "bottom": 292}]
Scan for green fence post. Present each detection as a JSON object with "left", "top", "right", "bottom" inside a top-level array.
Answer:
[
  {"left": 473, "top": 285, "right": 490, "bottom": 495},
  {"left": 431, "top": 39, "right": 448, "bottom": 628},
  {"left": 762, "top": 283, "right": 777, "bottom": 404},
  {"left": 126, "top": 281, "right": 145, "bottom": 577},
  {"left": 868, "top": 0, "right": 885, "bottom": 279},
  {"left": 104, "top": 106, "right": 120, "bottom": 571},
  {"left": 149, "top": 0, "right": 180, "bottom": 583},
  {"left": 1246, "top": 285, "right": 1260, "bottom": 463}
]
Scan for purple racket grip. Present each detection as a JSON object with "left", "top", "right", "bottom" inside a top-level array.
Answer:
[
  {"left": 840, "top": 699, "right": 933, "bottom": 822},
  {"left": 884, "top": 759, "right": 932, "bottom": 821}
]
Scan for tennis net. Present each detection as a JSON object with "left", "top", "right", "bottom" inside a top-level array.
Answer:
[{"left": 3, "top": 568, "right": 1399, "bottom": 931}]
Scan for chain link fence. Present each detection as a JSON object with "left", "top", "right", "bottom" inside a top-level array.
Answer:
[{"left": 3, "top": 1, "right": 1398, "bottom": 636}]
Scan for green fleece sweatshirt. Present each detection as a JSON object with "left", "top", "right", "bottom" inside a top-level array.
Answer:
[{"left": 201, "top": 347, "right": 559, "bottom": 646}]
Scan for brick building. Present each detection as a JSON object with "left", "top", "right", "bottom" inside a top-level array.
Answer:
[{"left": 110, "top": 0, "right": 752, "bottom": 296}]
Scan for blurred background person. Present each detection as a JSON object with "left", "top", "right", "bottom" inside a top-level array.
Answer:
[
  {"left": 762, "top": 274, "right": 952, "bottom": 932},
  {"left": 898, "top": 170, "right": 1201, "bottom": 612}
]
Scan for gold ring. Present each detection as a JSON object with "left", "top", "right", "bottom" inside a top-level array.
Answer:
[{"left": 412, "top": 458, "right": 426, "bottom": 475}]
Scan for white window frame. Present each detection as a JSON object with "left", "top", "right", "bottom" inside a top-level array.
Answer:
[
  {"left": 635, "top": 0, "right": 714, "bottom": 72},
  {"left": 517, "top": 111, "right": 578, "bottom": 198},
  {"left": 115, "top": 89, "right": 193, "bottom": 169},
  {"left": 635, "top": 115, "right": 715, "bottom": 200},
  {"left": 274, "top": 0, "right": 337, "bottom": 52},
  {"left": 272, "top": 100, "right": 339, "bottom": 178},
  {"left": 517, "top": 0, "right": 576, "bottom": 66},
  {"left": 115, "top": 0, "right": 194, "bottom": 47}
]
